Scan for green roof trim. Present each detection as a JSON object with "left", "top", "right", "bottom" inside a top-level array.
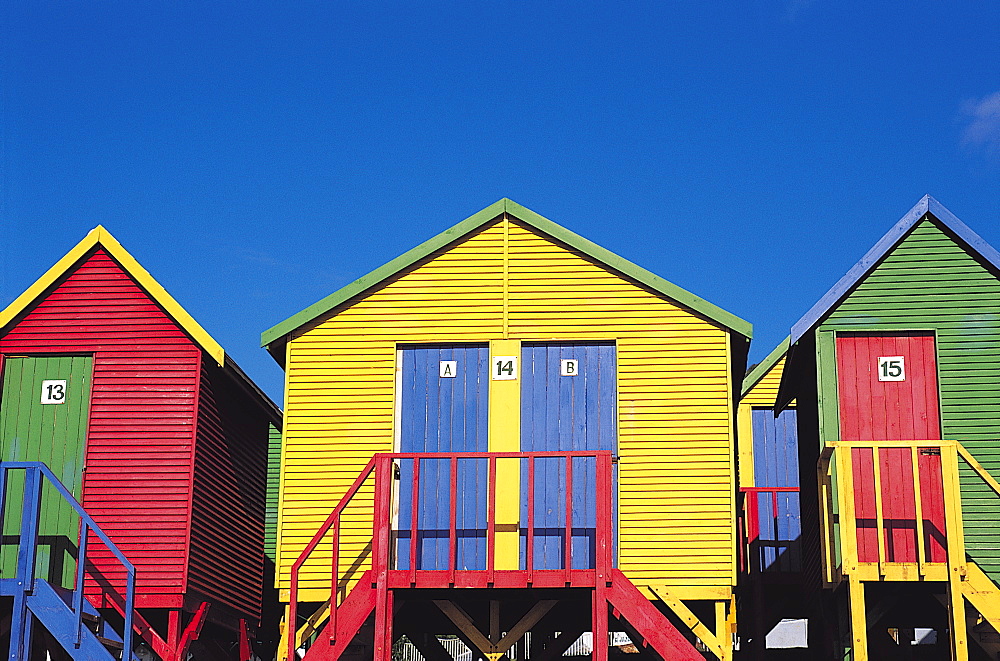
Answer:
[
  {"left": 741, "top": 336, "right": 790, "bottom": 397},
  {"left": 261, "top": 198, "right": 752, "bottom": 348}
]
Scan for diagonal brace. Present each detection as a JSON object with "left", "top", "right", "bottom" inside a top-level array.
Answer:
[{"left": 647, "top": 585, "right": 725, "bottom": 660}]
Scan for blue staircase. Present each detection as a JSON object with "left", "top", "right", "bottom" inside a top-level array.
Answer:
[{"left": 1, "top": 462, "right": 136, "bottom": 661}]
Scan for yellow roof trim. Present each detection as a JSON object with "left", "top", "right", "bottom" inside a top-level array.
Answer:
[{"left": 0, "top": 226, "right": 226, "bottom": 366}]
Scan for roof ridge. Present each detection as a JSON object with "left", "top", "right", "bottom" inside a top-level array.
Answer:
[{"left": 261, "top": 199, "right": 753, "bottom": 348}]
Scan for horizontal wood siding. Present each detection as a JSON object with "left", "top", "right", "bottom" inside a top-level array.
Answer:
[
  {"left": 188, "top": 363, "right": 268, "bottom": 622},
  {"left": 281, "top": 219, "right": 505, "bottom": 594},
  {"left": 0, "top": 248, "right": 199, "bottom": 605},
  {"left": 265, "top": 423, "right": 281, "bottom": 565},
  {"left": 505, "top": 220, "right": 734, "bottom": 590},
  {"left": 742, "top": 357, "right": 786, "bottom": 407},
  {"left": 817, "top": 217, "right": 1000, "bottom": 581},
  {"left": 279, "top": 215, "right": 736, "bottom": 597}
]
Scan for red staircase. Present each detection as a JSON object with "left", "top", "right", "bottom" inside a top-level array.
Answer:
[{"left": 288, "top": 452, "right": 704, "bottom": 661}]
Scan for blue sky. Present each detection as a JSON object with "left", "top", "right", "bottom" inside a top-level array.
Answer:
[{"left": 3, "top": 1, "right": 1000, "bottom": 402}]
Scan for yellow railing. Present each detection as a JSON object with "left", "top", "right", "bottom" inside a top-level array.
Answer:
[{"left": 819, "top": 440, "right": 1000, "bottom": 585}]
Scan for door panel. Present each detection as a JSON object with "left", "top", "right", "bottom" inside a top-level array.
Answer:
[
  {"left": 397, "top": 344, "right": 489, "bottom": 570},
  {"left": 836, "top": 332, "right": 946, "bottom": 563},
  {"left": 1, "top": 355, "right": 93, "bottom": 586},
  {"left": 751, "top": 408, "right": 801, "bottom": 572},
  {"left": 520, "top": 342, "right": 616, "bottom": 570}
]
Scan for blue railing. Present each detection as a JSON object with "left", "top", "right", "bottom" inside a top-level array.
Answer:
[{"left": 0, "top": 461, "right": 136, "bottom": 661}]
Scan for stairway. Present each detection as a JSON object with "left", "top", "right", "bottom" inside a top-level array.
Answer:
[
  {"left": 4, "top": 578, "right": 125, "bottom": 660},
  {"left": 962, "top": 562, "right": 1000, "bottom": 659}
]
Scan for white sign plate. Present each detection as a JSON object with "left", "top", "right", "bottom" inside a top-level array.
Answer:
[
  {"left": 560, "top": 359, "right": 579, "bottom": 376},
  {"left": 41, "top": 379, "right": 67, "bottom": 404},
  {"left": 877, "top": 356, "right": 905, "bottom": 382},
  {"left": 492, "top": 356, "right": 518, "bottom": 380},
  {"left": 439, "top": 360, "right": 457, "bottom": 378}
]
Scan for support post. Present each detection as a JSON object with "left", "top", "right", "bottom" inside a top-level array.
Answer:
[{"left": 847, "top": 577, "right": 868, "bottom": 661}]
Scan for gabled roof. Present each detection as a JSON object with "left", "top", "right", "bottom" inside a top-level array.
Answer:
[
  {"left": 789, "top": 195, "right": 1000, "bottom": 345},
  {"left": 0, "top": 225, "right": 226, "bottom": 366},
  {"left": 741, "top": 336, "right": 790, "bottom": 397},
  {"left": 261, "top": 198, "right": 753, "bottom": 349}
]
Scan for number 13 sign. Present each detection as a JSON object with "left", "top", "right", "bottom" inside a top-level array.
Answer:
[{"left": 877, "top": 356, "right": 905, "bottom": 382}]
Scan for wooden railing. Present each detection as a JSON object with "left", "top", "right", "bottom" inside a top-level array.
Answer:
[
  {"left": 819, "top": 440, "right": 1000, "bottom": 584},
  {"left": 285, "top": 450, "right": 614, "bottom": 661},
  {"left": 739, "top": 486, "right": 801, "bottom": 574}
]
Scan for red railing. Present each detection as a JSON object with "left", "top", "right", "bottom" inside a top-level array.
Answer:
[
  {"left": 287, "top": 451, "right": 614, "bottom": 661},
  {"left": 739, "top": 486, "right": 801, "bottom": 574}
]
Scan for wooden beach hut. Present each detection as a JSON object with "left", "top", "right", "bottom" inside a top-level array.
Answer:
[
  {"left": 736, "top": 338, "right": 808, "bottom": 657},
  {"left": 0, "top": 227, "right": 281, "bottom": 661},
  {"left": 776, "top": 196, "right": 1000, "bottom": 660},
  {"left": 262, "top": 198, "right": 753, "bottom": 661}
]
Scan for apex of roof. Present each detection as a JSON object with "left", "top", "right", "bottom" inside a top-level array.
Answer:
[
  {"left": 789, "top": 196, "right": 1000, "bottom": 345},
  {"left": 1, "top": 225, "right": 227, "bottom": 366},
  {"left": 742, "top": 336, "right": 790, "bottom": 397},
  {"left": 261, "top": 198, "right": 753, "bottom": 349}
]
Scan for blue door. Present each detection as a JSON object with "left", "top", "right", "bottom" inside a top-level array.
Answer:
[
  {"left": 751, "top": 407, "right": 800, "bottom": 572},
  {"left": 397, "top": 344, "right": 489, "bottom": 570},
  {"left": 520, "top": 342, "right": 616, "bottom": 570}
]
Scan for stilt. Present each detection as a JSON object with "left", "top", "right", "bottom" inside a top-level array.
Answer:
[
  {"left": 593, "top": 583, "right": 609, "bottom": 661},
  {"left": 848, "top": 577, "right": 868, "bottom": 661},
  {"left": 947, "top": 576, "right": 968, "bottom": 661}
]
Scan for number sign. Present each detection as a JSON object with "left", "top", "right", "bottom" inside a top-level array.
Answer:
[
  {"left": 492, "top": 356, "right": 518, "bottom": 380},
  {"left": 439, "top": 360, "right": 457, "bottom": 378},
  {"left": 41, "top": 379, "right": 67, "bottom": 404},
  {"left": 560, "top": 359, "right": 579, "bottom": 376},
  {"left": 877, "top": 356, "right": 905, "bottom": 382}
]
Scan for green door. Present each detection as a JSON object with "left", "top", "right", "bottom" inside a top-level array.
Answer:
[{"left": 1, "top": 355, "right": 93, "bottom": 586}]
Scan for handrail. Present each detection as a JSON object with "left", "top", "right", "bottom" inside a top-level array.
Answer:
[
  {"left": 0, "top": 461, "right": 136, "bottom": 661},
  {"left": 287, "top": 456, "right": 377, "bottom": 661},
  {"left": 956, "top": 444, "right": 1000, "bottom": 497},
  {"left": 286, "top": 450, "right": 614, "bottom": 661},
  {"left": 818, "top": 439, "right": 1000, "bottom": 582},
  {"left": 739, "top": 486, "right": 800, "bottom": 574}
]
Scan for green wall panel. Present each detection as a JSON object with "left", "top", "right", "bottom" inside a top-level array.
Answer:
[
  {"left": 816, "top": 218, "right": 1000, "bottom": 583},
  {"left": 1, "top": 354, "right": 93, "bottom": 587},
  {"left": 264, "top": 422, "right": 281, "bottom": 564}
]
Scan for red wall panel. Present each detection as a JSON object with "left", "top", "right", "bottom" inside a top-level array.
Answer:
[
  {"left": 836, "top": 332, "right": 946, "bottom": 564},
  {"left": 1, "top": 249, "right": 199, "bottom": 605},
  {"left": 188, "top": 362, "right": 268, "bottom": 622}
]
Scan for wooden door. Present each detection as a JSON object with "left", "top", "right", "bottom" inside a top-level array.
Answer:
[
  {"left": 751, "top": 407, "right": 801, "bottom": 572},
  {"left": 836, "top": 332, "right": 946, "bottom": 563},
  {"left": 397, "top": 344, "right": 489, "bottom": 570},
  {"left": 0, "top": 354, "right": 93, "bottom": 586},
  {"left": 520, "top": 341, "right": 617, "bottom": 570}
]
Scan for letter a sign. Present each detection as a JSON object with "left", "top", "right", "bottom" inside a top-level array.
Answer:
[{"left": 439, "top": 360, "right": 457, "bottom": 378}]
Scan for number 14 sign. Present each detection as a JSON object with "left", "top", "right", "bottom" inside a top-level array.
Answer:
[{"left": 878, "top": 356, "right": 905, "bottom": 382}]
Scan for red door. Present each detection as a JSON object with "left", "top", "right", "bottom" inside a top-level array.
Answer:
[{"left": 836, "top": 332, "right": 946, "bottom": 563}]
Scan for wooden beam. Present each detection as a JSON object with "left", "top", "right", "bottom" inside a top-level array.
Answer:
[
  {"left": 494, "top": 601, "right": 558, "bottom": 654},
  {"left": 648, "top": 585, "right": 724, "bottom": 660},
  {"left": 433, "top": 600, "right": 494, "bottom": 658}
]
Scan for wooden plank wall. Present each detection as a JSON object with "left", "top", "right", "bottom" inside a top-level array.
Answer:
[
  {"left": 188, "top": 362, "right": 270, "bottom": 624},
  {"left": 0, "top": 249, "right": 201, "bottom": 608},
  {"left": 817, "top": 217, "right": 1000, "bottom": 581},
  {"left": 279, "top": 214, "right": 736, "bottom": 600}
]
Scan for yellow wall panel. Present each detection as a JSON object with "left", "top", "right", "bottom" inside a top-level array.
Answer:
[{"left": 277, "top": 214, "right": 739, "bottom": 600}]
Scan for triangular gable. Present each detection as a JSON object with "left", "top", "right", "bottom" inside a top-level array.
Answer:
[
  {"left": 741, "top": 336, "right": 790, "bottom": 398},
  {"left": 0, "top": 226, "right": 226, "bottom": 366},
  {"left": 261, "top": 198, "right": 753, "bottom": 349},
  {"left": 789, "top": 195, "right": 1000, "bottom": 345}
]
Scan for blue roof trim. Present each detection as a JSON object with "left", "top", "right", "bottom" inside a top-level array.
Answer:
[{"left": 790, "top": 195, "right": 1000, "bottom": 344}]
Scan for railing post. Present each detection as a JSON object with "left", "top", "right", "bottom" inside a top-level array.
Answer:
[
  {"left": 73, "top": 522, "right": 90, "bottom": 647},
  {"left": 124, "top": 568, "right": 136, "bottom": 661},
  {"left": 448, "top": 457, "right": 458, "bottom": 585},
  {"left": 409, "top": 458, "right": 420, "bottom": 585},
  {"left": 941, "top": 443, "right": 969, "bottom": 661},
  {"left": 910, "top": 446, "right": 926, "bottom": 574},
  {"left": 10, "top": 467, "right": 43, "bottom": 661},
  {"left": 835, "top": 445, "right": 859, "bottom": 574},
  {"left": 487, "top": 456, "right": 497, "bottom": 585},
  {"left": 564, "top": 455, "right": 573, "bottom": 582},
  {"left": 526, "top": 456, "right": 535, "bottom": 582},
  {"left": 373, "top": 454, "right": 394, "bottom": 661}
]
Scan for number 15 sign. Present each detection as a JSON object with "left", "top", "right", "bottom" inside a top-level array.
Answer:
[{"left": 877, "top": 356, "right": 905, "bottom": 382}]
